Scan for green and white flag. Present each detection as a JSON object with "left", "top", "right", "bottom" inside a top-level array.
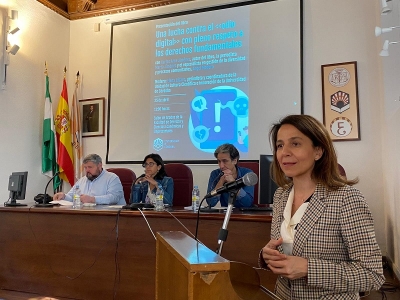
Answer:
[{"left": 42, "top": 74, "right": 60, "bottom": 190}]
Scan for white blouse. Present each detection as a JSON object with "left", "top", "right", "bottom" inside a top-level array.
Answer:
[
  {"left": 145, "top": 184, "right": 157, "bottom": 204},
  {"left": 280, "top": 188, "right": 310, "bottom": 255}
]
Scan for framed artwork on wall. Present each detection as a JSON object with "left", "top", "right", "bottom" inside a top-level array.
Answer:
[
  {"left": 79, "top": 97, "right": 105, "bottom": 137},
  {"left": 321, "top": 61, "right": 360, "bottom": 141}
]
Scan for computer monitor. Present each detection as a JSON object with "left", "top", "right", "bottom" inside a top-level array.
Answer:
[
  {"left": 6, "top": 171, "right": 28, "bottom": 207},
  {"left": 259, "top": 155, "right": 278, "bottom": 205}
]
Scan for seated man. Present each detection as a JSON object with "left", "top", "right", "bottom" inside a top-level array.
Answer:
[
  {"left": 53, "top": 153, "right": 125, "bottom": 205},
  {"left": 206, "top": 143, "right": 254, "bottom": 208}
]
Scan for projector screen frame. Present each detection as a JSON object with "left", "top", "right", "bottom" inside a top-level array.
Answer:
[{"left": 106, "top": 0, "right": 304, "bottom": 165}]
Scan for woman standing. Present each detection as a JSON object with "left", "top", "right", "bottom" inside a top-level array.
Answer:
[{"left": 260, "top": 115, "right": 384, "bottom": 299}]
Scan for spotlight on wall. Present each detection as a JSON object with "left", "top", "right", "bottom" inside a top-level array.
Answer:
[
  {"left": 375, "top": 25, "right": 400, "bottom": 36},
  {"left": 1, "top": 8, "right": 20, "bottom": 88},
  {"left": 10, "top": 9, "right": 18, "bottom": 20},
  {"left": 7, "top": 44, "right": 20, "bottom": 55},
  {"left": 379, "top": 39, "right": 400, "bottom": 56},
  {"left": 9, "top": 27, "right": 19, "bottom": 35},
  {"left": 381, "top": 0, "right": 392, "bottom": 15}
]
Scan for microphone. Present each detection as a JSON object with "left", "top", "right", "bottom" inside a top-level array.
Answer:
[
  {"left": 205, "top": 172, "right": 258, "bottom": 199},
  {"left": 135, "top": 174, "right": 146, "bottom": 184},
  {"left": 35, "top": 171, "right": 60, "bottom": 207}
]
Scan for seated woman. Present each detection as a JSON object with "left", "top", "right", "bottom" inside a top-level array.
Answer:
[
  {"left": 130, "top": 154, "right": 174, "bottom": 206},
  {"left": 206, "top": 143, "right": 254, "bottom": 208}
]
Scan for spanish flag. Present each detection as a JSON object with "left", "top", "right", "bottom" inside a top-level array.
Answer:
[{"left": 55, "top": 74, "right": 74, "bottom": 185}]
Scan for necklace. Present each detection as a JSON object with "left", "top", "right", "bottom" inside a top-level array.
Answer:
[{"left": 293, "top": 193, "right": 313, "bottom": 205}]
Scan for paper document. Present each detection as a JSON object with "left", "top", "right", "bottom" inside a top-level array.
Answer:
[
  {"left": 50, "top": 200, "right": 73, "bottom": 206},
  {"left": 108, "top": 205, "right": 124, "bottom": 208}
]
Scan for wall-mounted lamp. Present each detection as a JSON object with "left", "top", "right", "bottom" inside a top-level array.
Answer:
[
  {"left": 7, "top": 44, "right": 19, "bottom": 55},
  {"left": 9, "top": 27, "right": 20, "bottom": 35},
  {"left": 1, "top": 8, "right": 20, "bottom": 89},
  {"left": 10, "top": 10, "right": 18, "bottom": 20},
  {"left": 7, "top": 9, "right": 20, "bottom": 57},
  {"left": 379, "top": 40, "right": 400, "bottom": 56},
  {"left": 381, "top": 0, "right": 392, "bottom": 15},
  {"left": 375, "top": 25, "right": 400, "bottom": 36},
  {"left": 3, "top": 9, "right": 20, "bottom": 64}
]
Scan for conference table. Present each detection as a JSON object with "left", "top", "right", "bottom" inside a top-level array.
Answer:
[{"left": 0, "top": 203, "right": 276, "bottom": 299}]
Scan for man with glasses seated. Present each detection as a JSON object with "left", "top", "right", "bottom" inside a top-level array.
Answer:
[
  {"left": 206, "top": 143, "right": 254, "bottom": 208},
  {"left": 130, "top": 153, "right": 174, "bottom": 206}
]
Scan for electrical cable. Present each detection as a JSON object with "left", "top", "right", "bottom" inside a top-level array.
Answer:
[
  {"left": 112, "top": 208, "right": 122, "bottom": 299},
  {"left": 138, "top": 208, "right": 156, "bottom": 240}
]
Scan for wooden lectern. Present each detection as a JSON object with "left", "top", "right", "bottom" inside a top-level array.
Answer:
[{"left": 156, "top": 231, "right": 280, "bottom": 300}]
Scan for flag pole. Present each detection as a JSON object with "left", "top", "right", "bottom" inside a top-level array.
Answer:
[
  {"left": 42, "top": 61, "right": 61, "bottom": 191},
  {"left": 72, "top": 70, "right": 83, "bottom": 181}
]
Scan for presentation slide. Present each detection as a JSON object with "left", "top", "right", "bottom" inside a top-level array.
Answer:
[{"left": 107, "top": 0, "right": 302, "bottom": 163}]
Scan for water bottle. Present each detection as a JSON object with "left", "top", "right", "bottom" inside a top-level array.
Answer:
[
  {"left": 73, "top": 185, "right": 81, "bottom": 209},
  {"left": 155, "top": 188, "right": 164, "bottom": 211},
  {"left": 192, "top": 185, "right": 200, "bottom": 212}
]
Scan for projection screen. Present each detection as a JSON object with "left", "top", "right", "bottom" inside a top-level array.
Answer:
[{"left": 107, "top": 0, "right": 303, "bottom": 163}]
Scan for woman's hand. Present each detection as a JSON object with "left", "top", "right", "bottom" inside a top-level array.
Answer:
[
  {"left": 143, "top": 175, "right": 157, "bottom": 186},
  {"left": 262, "top": 237, "right": 286, "bottom": 264},
  {"left": 262, "top": 237, "right": 308, "bottom": 280},
  {"left": 268, "top": 255, "right": 308, "bottom": 280}
]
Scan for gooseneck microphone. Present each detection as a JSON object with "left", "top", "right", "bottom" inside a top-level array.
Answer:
[
  {"left": 35, "top": 171, "right": 60, "bottom": 207},
  {"left": 135, "top": 173, "right": 146, "bottom": 184},
  {"left": 214, "top": 172, "right": 258, "bottom": 255},
  {"left": 205, "top": 172, "right": 258, "bottom": 198}
]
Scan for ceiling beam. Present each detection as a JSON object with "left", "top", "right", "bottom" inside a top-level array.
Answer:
[{"left": 37, "top": 0, "right": 189, "bottom": 20}]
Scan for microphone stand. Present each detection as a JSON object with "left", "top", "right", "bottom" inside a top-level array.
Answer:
[
  {"left": 35, "top": 172, "right": 59, "bottom": 207},
  {"left": 216, "top": 189, "right": 238, "bottom": 255}
]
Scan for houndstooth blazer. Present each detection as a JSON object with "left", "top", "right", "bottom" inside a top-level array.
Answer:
[{"left": 268, "top": 182, "right": 385, "bottom": 299}]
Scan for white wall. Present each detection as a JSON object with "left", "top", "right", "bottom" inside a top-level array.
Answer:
[
  {"left": 0, "top": 0, "right": 69, "bottom": 202},
  {"left": 303, "top": 0, "right": 386, "bottom": 247},
  {"left": 377, "top": 0, "right": 400, "bottom": 279}
]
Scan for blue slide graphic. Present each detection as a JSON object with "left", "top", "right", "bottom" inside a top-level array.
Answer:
[{"left": 188, "top": 86, "right": 249, "bottom": 153}]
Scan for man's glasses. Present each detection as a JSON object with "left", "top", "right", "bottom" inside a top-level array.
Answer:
[{"left": 142, "top": 162, "right": 156, "bottom": 168}]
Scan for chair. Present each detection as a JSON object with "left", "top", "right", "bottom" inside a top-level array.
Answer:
[
  {"left": 107, "top": 168, "right": 136, "bottom": 204},
  {"left": 238, "top": 161, "right": 259, "bottom": 204},
  {"left": 164, "top": 163, "right": 193, "bottom": 207}
]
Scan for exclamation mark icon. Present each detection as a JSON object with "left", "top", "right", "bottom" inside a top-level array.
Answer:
[{"left": 214, "top": 101, "right": 221, "bottom": 132}]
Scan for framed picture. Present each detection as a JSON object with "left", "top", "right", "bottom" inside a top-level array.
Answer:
[
  {"left": 79, "top": 97, "right": 105, "bottom": 137},
  {"left": 321, "top": 61, "right": 360, "bottom": 141}
]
